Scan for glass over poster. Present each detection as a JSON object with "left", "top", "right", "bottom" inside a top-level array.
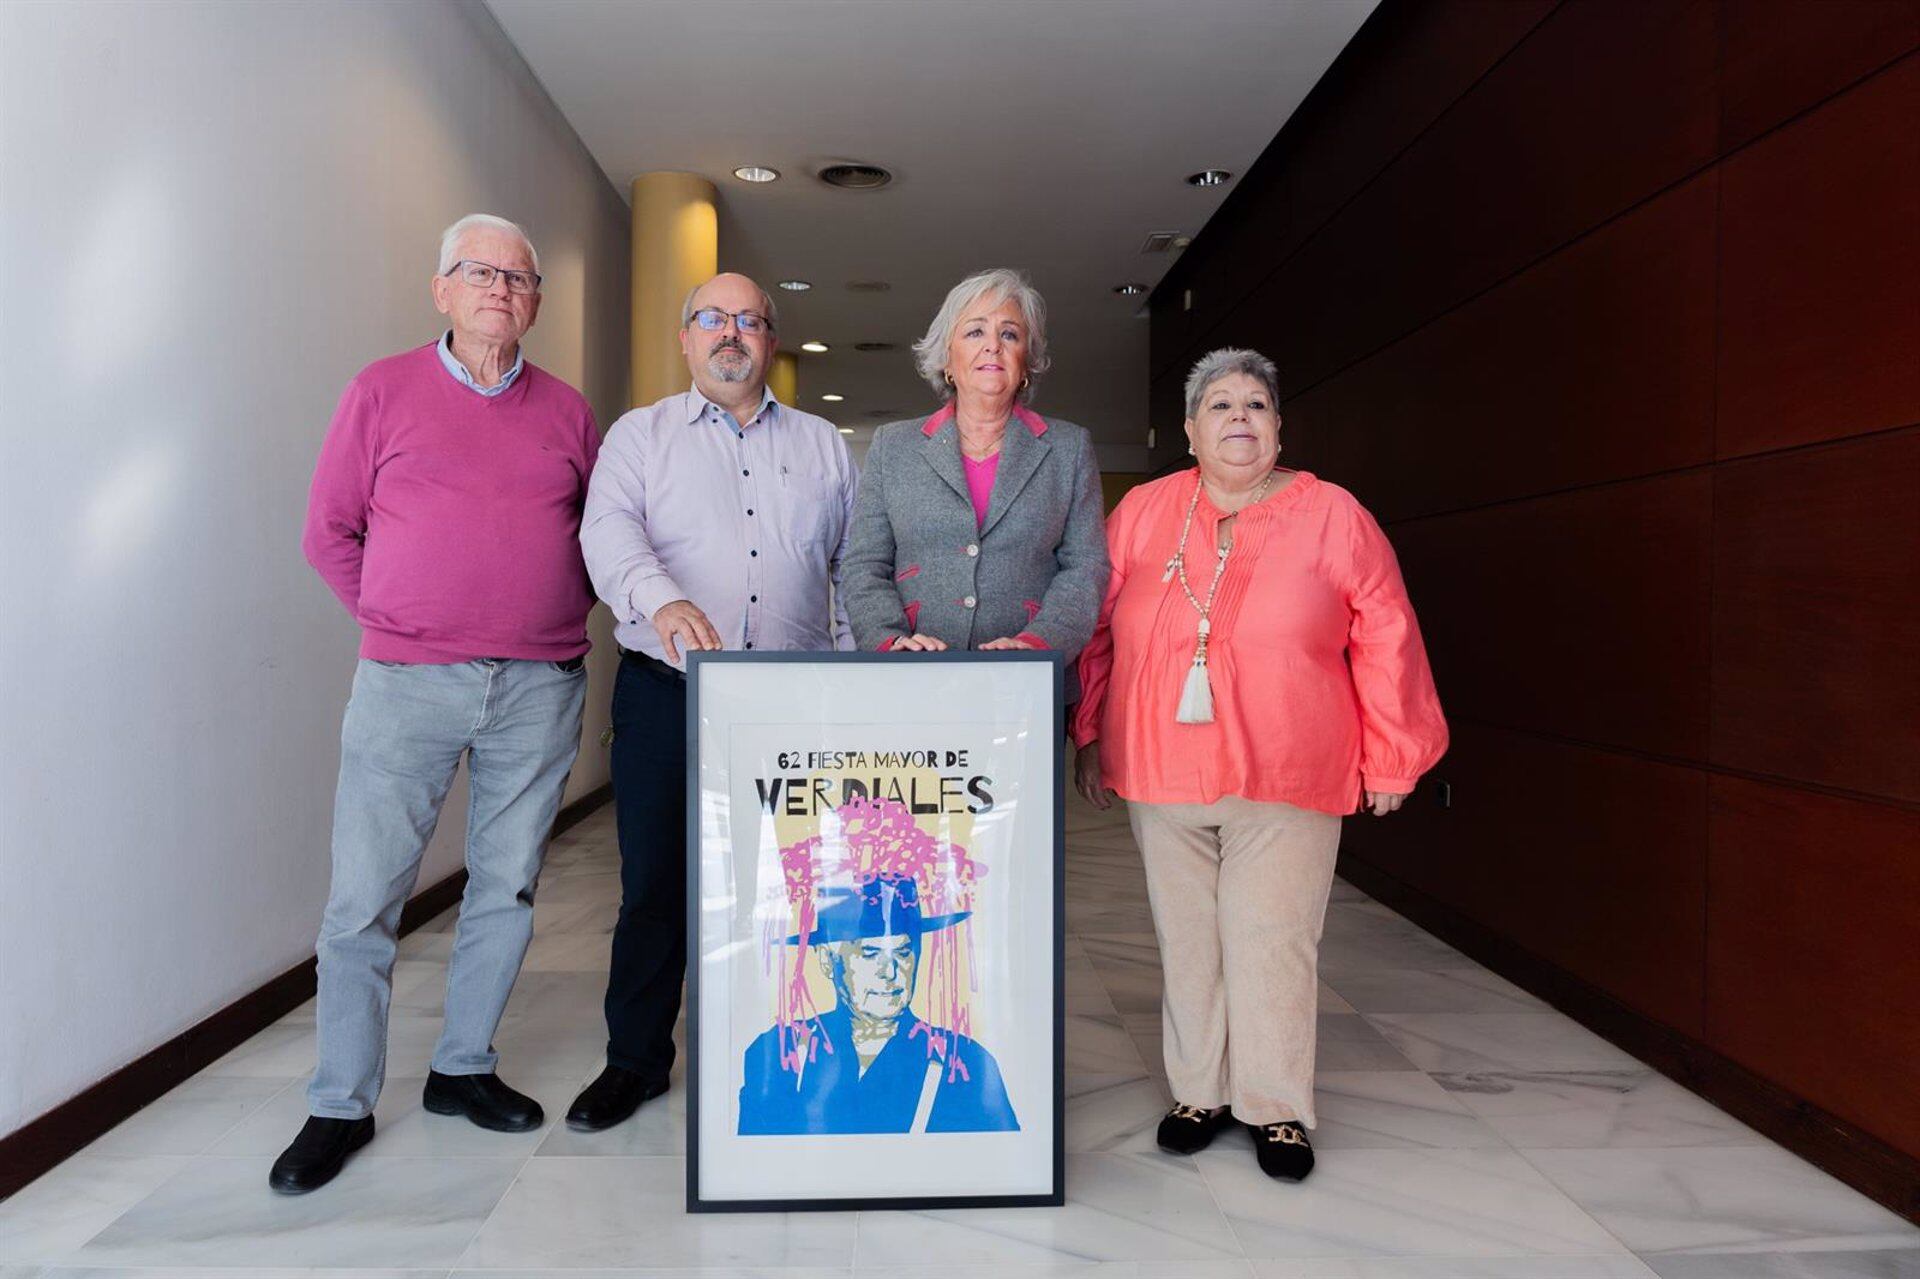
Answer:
[{"left": 687, "top": 652, "right": 1064, "bottom": 1211}]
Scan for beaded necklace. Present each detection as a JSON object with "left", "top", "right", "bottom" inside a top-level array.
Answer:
[{"left": 1161, "top": 468, "right": 1276, "bottom": 723}]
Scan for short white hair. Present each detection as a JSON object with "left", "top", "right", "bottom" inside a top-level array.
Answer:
[
  {"left": 436, "top": 213, "right": 539, "bottom": 276},
  {"left": 679, "top": 278, "right": 779, "bottom": 330},
  {"left": 1184, "top": 347, "right": 1281, "bottom": 418},
  {"left": 912, "top": 268, "right": 1051, "bottom": 401}
]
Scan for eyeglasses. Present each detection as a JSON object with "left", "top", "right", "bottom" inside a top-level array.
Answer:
[
  {"left": 689, "top": 307, "right": 773, "bottom": 335},
  {"left": 445, "top": 259, "right": 542, "bottom": 295}
]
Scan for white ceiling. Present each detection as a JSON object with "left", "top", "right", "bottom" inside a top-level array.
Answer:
[{"left": 487, "top": 0, "right": 1377, "bottom": 468}]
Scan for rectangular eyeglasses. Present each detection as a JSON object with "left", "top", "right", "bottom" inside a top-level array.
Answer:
[
  {"left": 690, "top": 307, "right": 772, "bottom": 335},
  {"left": 446, "top": 259, "right": 542, "bottom": 295}
]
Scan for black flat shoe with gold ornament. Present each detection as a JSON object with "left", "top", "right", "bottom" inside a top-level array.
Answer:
[
  {"left": 1155, "top": 1102, "right": 1232, "bottom": 1155},
  {"left": 1247, "top": 1119, "right": 1315, "bottom": 1180}
]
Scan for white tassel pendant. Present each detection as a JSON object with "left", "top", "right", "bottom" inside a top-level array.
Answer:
[
  {"left": 1176, "top": 618, "right": 1216, "bottom": 724},
  {"left": 1176, "top": 657, "right": 1215, "bottom": 723}
]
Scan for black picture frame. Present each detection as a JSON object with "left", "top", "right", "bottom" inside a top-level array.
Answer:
[{"left": 684, "top": 650, "right": 1066, "bottom": 1213}]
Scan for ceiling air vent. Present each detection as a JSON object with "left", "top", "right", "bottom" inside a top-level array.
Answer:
[
  {"left": 819, "top": 163, "right": 894, "bottom": 190},
  {"left": 852, "top": 341, "right": 897, "bottom": 353},
  {"left": 1140, "top": 231, "right": 1181, "bottom": 254},
  {"left": 845, "top": 280, "right": 892, "bottom": 293}
]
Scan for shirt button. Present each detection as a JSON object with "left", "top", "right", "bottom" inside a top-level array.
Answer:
[
  {"left": 963, "top": 595, "right": 977, "bottom": 609},
  {"left": 965, "top": 543, "right": 979, "bottom": 557},
  {"left": 742, "top": 469, "right": 750, "bottom": 476},
  {"left": 750, "top": 594, "right": 758, "bottom": 603},
  {"left": 747, "top": 508, "right": 754, "bottom": 515},
  {"left": 750, "top": 549, "right": 758, "bottom": 557},
  {"left": 746, "top": 642, "right": 755, "bottom": 650}
]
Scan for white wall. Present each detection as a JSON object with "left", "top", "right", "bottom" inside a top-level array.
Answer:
[{"left": 0, "top": 0, "right": 630, "bottom": 1137}]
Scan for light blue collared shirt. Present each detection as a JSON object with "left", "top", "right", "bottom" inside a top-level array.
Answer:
[{"left": 437, "top": 330, "right": 524, "bottom": 396}]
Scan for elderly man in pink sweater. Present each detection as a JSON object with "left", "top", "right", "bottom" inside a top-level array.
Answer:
[{"left": 283, "top": 214, "right": 600, "bottom": 1194}]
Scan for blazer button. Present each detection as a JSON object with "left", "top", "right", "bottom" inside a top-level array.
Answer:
[
  {"left": 963, "top": 595, "right": 977, "bottom": 609},
  {"left": 965, "top": 543, "right": 979, "bottom": 557}
]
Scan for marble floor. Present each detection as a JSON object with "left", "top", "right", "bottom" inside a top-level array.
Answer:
[{"left": 4, "top": 789, "right": 1917, "bottom": 1279}]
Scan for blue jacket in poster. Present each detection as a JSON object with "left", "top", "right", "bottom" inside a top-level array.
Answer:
[{"left": 737, "top": 1006, "right": 1019, "bottom": 1135}]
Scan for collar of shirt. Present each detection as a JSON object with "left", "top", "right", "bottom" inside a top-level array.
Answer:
[
  {"left": 689, "top": 385, "right": 779, "bottom": 435},
  {"left": 437, "top": 330, "right": 524, "bottom": 397}
]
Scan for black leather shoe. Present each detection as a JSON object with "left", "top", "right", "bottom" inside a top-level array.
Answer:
[
  {"left": 1156, "top": 1103, "right": 1233, "bottom": 1155},
  {"left": 268, "top": 1115, "right": 374, "bottom": 1194},
  {"left": 421, "top": 1070, "right": 544, "bottom": 1133},
  {"left": 565, "top": 1064, "right": 669, "bottom": 1132},
  {"left": 1248, "top": 1120, "right": 1316, "bottom": 1180}
]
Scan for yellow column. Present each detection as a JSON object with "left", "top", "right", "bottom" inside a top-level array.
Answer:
[
  {"left": 768, "top": 351, "right": 799, "bottom": 407},
  {"left": 629, "top": 172, "right": 718, "bottom": 408}
]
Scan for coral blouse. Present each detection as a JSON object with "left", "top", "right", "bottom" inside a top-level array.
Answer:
[{"left": 1071, "top": 469, "right": 1447, "bottom": 815}]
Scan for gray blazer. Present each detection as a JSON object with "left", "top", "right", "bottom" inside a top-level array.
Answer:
[{"left": 844, "top": 406, "right": 1110, "bottom": 699}]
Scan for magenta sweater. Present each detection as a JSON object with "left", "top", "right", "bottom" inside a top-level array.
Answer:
[{"left": 302, "top": 344, "right": 601, "bottom": 663}]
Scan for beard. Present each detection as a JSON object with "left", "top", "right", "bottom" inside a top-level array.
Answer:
[{"left": 706, "top": 341, "right": 755, "bottom": 385}]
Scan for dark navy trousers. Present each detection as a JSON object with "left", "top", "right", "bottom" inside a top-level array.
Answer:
[{"left": 602, "top": 654, "right": 687, "bottom": 1081}]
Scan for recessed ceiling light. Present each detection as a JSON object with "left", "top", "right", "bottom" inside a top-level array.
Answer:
[
  {"left": 776, "top": 279, "right": 811, "bottom": 292},
  {"left": 821, "top": 394, "right": 845, "bottom": 402},
  {"left": 800, "top": 341, "right": 830, "bottom": 354},
  {"left": 819, "top": 163, "right": 893, "bottom": 190},
  {"left": 1186, "top": 169, "right": 1232, "bottom": 187},
  {"left": 733, "top": 165, "right": 780, "bottom": 183},
  {"left": 838, "top": 427, "right": 855, "bottom": 435},
  {"left": 1113, "top": 283, "right": 1148, "bottom": 296}
]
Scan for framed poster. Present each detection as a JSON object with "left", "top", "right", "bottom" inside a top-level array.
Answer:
[{"left": 686, "top": 651, "right": 1065, "bottom": 1212}]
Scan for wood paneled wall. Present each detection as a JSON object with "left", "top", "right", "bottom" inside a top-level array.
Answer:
[{"left": 1150, "top": 0, "right": 1920, "bottom": 1209}]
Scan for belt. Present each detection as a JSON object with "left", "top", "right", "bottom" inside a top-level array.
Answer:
[
  {"left": 485, "top": 656, "right": 582, "bottom": 670},
  {"left": 619, "top": 646, "right": 686, "bottom": 682}
]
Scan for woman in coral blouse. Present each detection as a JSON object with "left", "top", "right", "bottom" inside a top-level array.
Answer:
[{"left": 1072, "top": 347, "right": 1447, "bottom": 1182}]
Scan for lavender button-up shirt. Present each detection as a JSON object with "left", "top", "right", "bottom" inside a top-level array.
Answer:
[{"left": 581, "top": 388, "right": 857, "bottom": 666}]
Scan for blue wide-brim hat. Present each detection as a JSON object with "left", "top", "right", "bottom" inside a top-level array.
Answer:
[{"left": 786, "top": 875, "right": 971, "bottom": 946}]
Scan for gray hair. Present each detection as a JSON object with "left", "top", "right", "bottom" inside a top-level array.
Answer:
[
  {"left": 912, "top": 268, "right": 1051, "bottom": 401},
  {"left": 436, "top": 213, "right": 538, "bottom": 276},
  {"left": 1183, "top": 347, "right": 1281, "bottom": 418},
  {"left": 680, "top": 278, "right": 779, "bottom": 330}
]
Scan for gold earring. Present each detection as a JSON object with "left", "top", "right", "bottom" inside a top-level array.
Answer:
[
  {"left": 943, "top": 371, "right": 955, "bottom": 387},
  {"left": 1020, "top": 375, "right": 1031, "bottom": 390}
]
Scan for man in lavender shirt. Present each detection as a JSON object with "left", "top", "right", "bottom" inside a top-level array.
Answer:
[{"left": 569, "top": 272, "right": 857, "bottom": 1130}]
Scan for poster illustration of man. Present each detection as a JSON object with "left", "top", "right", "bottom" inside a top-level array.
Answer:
[{"left": 737, "top": 792, "right": 1019, "bottom": 1135}]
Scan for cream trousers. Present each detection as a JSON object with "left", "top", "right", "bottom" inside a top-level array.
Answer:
[{"left": 1128, "top": 795, "right": 1342, "bottom": 1127}]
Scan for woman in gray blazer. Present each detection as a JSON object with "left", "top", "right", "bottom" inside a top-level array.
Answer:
[{"left": 843, "top": 268, "right": 1110, "bottom": 700}]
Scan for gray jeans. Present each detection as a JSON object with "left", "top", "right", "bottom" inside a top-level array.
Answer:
[{"left": 307, "top": 657, "right": 586, "bottom": 1119}]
